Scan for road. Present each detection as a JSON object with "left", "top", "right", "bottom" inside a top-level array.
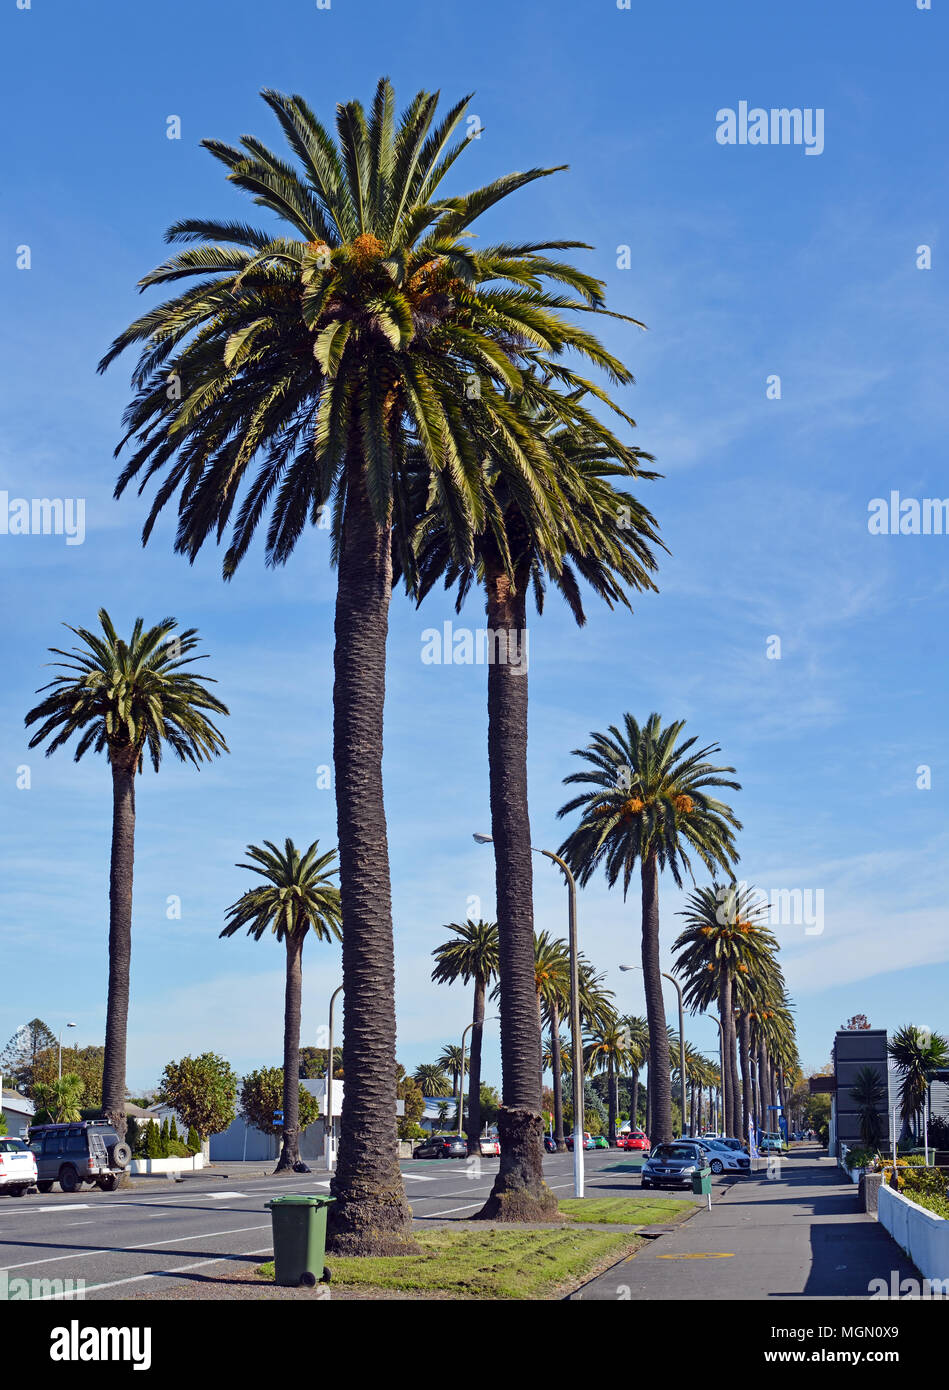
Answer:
[{"left": 0, "top": 1148, "right": 645, "bottom": 1300}]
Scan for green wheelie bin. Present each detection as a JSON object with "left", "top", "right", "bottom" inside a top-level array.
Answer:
[{"left": 267, "top": 1194, "right": 334, "bottom": 1286}]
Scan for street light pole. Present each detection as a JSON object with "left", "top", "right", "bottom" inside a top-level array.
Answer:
[
  {"left": 459, "top": 1021, "right": 474, "bottom": 1138},
  {"left": 473, "top": 833, "right": 584, "bottom": 1197},
  {"left": 325, "top": 985, "right": 343, "bottom": 1171},
  {"left": 58, "top": 1022, "right": 76, "bottom": 1081},
  {"left": 619, "top": 966, "right": 688, "bottom": 1137}
]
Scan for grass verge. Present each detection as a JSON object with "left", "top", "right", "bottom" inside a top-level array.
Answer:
[
  {"left": 558, "top": 1196, "right": 696, "bottom": 1225},
  {"left": 256, "top": 1224, "right": 642, "bottom": 1299}
]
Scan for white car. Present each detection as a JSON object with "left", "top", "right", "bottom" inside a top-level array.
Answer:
[
  {"left": 696, "top": 1138, "right": 750, "bottom": 1175},
  {"left": 0, "top": 1137, "right": 37, "bottom": 1196},
  {"left": 478, "top": 1136, "right": 500, "bottom": 1157}
]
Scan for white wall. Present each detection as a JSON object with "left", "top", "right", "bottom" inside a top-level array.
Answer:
[{"left": 878, "top": 1183, "right": 949, "bottom": 1282}]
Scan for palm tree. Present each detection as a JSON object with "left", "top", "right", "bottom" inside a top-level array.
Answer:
[
  {"left": 25, "top": 610, "right": 228, "bottom": 1134},
  {"left": 558, "top": 714, "right": 741, "bottom": 1144},
  {"left": 619, "top": 1015, "right": 649, "bottom": 1132},
  {"left": 401, "top": 396, "right": 660, "bottom": 1209},
  {"left": 32, "top": 1073, "right": 85, "bottom": 1125},
  {"left": 585, "top": 1018, "right": 631, "bottom": 1144},
  {"left": 888, "top": 1025, "right": 949, "bottom": 1142},
  {"left": 431, "top": 920, "right": 499, "bottom": 1154},
  {"left": 220, "top": 838, "right": 341, "bottom": 1170},
  {"left": 101, "top": 79, "right": 643, "bottom": 1247},
  {"left": 850, "top": 1065, "right": 887, "bottom": 1150},
  {"left": 674, "top": 882, "right": 778, "bottom": 1139},
  {"left": 413, "top": 1064, "right": 451, "bottom": 1098},
  {"left": 437, "top": 1043, "right": 465, "bottom": 1124}
]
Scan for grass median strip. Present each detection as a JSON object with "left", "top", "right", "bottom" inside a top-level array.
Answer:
[
  {"left": 558, "top": 1197, "right": 696, "bottom": 1225},
  {"left": 256, "top": 1225, "right": 645, "bottom": 1299}
]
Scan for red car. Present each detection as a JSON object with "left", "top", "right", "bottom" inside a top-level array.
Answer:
[{"left": 619, "top": 1130, "right": 650, "bottom": 1152}]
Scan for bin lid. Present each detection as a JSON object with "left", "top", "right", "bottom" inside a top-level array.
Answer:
[{"left": 267, "top": 1194, "right": 335, "bottom": 1207}]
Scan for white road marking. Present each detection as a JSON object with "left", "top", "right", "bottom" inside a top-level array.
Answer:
[
  {"left": 32, "top": 1204, "right": 90, "bottom": 1214},
  {"left": 209, "top": 1192, "right": 247, "bottom": 1199},
  {"left": 0, "top": 1222, "right": 270, "bottom": 1272},
  {"left": 415, "top": 1201, "right": 483, "bottom": 1217},
  {"left": 33, "top": 1247, "right": 275, "bottom": 1300}
]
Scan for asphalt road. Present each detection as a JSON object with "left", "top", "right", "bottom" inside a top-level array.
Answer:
[{"left": 0, "top": 1148, "right": 652, "bottom": 1301}]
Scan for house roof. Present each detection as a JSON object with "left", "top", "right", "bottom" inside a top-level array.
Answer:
[{"left": 1, "top": 1089, "right": 35, "bottom": 1115}]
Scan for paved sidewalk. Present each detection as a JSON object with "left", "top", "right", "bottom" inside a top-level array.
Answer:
[{"left": 570, "top": 1145, "right": 918, "bottom": 1300}]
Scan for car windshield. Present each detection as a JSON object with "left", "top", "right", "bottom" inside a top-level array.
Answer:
[
  {"left": 654, "top": 1145, "right": 697, "bottom": 1160},
  {"left": 0, "top": 1139, "right": 27, "bottom": 1152}
]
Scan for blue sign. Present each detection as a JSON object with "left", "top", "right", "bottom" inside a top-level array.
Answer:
[{"left": 273, "top": 1110, "right": 284, "bottom": 1122}]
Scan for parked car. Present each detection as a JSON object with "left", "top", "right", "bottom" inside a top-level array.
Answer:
[
  {"left": 478, "top": 1135, "right": 500, "bottom": 1157},
  {"left": 0, "top": 1137, "right": 37, "bottom": 1196},
  {"left": 758, "top": 1134, "right": 785, "bottom": 1154},
  {"left": 640, "top": 1141, "right": 708, "bottom": 1190},
  {"left": 619, "top": 1131, "right": 650, "bottom": 1152},
  {"left": 565, "top": 1132, "right": 594, "bottom": 1151},
  {"left": 716, "top": 1137, "right": 748, "bottom": 1153},
  {"left": 698, "top": 1138, "right": 751, "bottom": 1175},
  {"left": 543, "top": 1135, "right": 558, "bottom": 1153},
  {"left": 412, "top": 1134, "right": 468, "bottom": 1160},
  {"left": 29, "top": 1121, "right": 131, "bottom": 1193}
]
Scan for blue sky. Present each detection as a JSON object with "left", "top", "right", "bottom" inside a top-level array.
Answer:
[{"left": 2, "top": 0, "right": 948, "bottom": 1092}]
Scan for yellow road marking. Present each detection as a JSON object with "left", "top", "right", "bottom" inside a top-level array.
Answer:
[{"left": 657, "top": 1252, "right": 735, "bottom": 1259}]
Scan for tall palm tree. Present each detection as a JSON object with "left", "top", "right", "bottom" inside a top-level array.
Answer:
[
  {"left": 403, "top": 395, "right": 659, "bottom": 1212},
  {"left": 850, "top": 1065, "right": 887, "bottom": 1150},
  {"left": 558, "top": 714, "right": 741, "bottom": 1144},
  {"left": 888, "top": 1025, "right": 949, "bottom": 1142},
  {"left": 220, "top": 838, "right": 341, "bottom": 1170},
  {"left": 674, "top": 882, "right": 778, "bottom": 1139},
  {"left": 25, "top": 610, "right": 228, "bottom": 1134},
  {"left": 101, "top": 79, "right": 643, "bottom": 1246},
  {"left": 431, "top": 919, "right": 499, "bottom": 1153},
  {"left": 437, "top": 1043, "right": 465, "bottom": 1123},
  {"left": 585, "top": 1018, "right": 630, "bottom": 1144}
]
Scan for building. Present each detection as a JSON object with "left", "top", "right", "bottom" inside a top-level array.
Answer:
[
  {"left": 1, "top": 1088, "right": 34, "bottom": 1139},
  {"left": 827, "top": 1028, "right": 893, "bottom": 1156},
  {"left": 208, "top": 1079, "right": 346, "bottom": 1163}
]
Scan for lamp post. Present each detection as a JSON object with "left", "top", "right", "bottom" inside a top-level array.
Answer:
[
  {"left": 459, "top": 1015, "right": 499, "bottom": 1140},
  {"left": 474, "top": 832, "right": 585, "bottom": 1197},
  {"left": 619, "top": 965, "right": 688, "bottom": 1138},
  {"left": 324, "top": 985, "right": 343, "bottom": 1171},
  {"left": 58, "top": 1022, "right": 76, "bottom": 1081}
]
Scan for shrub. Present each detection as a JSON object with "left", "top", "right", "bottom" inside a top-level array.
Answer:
[
  {"left": 844, "top": 1147, "right": 879, "bottom": 1171},
  {"left": 145, "top": 1121, "right": 164, "bottom": 1159},
  {"left": 169, "top": 1117, "right": 180, "bottom": 1144},
  {"left": 186, "top": 1125, "right": 201, "bottom": 1155}
]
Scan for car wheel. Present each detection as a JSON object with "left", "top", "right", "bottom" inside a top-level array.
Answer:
[
  {"left": 59, "top": 1166, "right": 82, "bottom": 1194},
  {"left": 710, "top": 1159, "right": 724, "bottom": 1175},
  {"left": 110, "top": 1142, "right": 132, "bottom": 1170},
  {"left": 37, "top": 1181, "right": 53, "bottom": 1194},
  {"left": 641, "top": 1180, "right": 651, "bottom": 1189},
  {"left": 97, "top": 1174, "right": 119, "bottom": 1192},
  {"left": 10, "top": 1186, "right": 27, "bottom": 1198}
]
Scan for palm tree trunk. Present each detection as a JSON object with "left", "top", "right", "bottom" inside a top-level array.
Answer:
[
  {"left": 758, "top": 1039, "right": 770, "bottom": 1134},
  {"left": 630, "top": 1068, "right": 640, "bottom": 1133},
  {"left": 641, "top": 851, "right": 672, "bottom": 1144},
  {"left": 465, "top": 978, "right": 486, "bottom": 1155},
  {"left": 276, "top": 928, "right": 305, "bottom": 1171},
  {"left": 326, "top": 464, "right": 414, "bottom": 1255},
  {"left": 550, "top": 1002, "right": 566, "bottom": 1151},
  {"left": 608, "top": 1058, "right": 617, "bottom": 1144},
  {"left": 729, "top": 1013, "right": 742, "bottom": 1137},
  {"left": 717, "top": 976, "right": 732, "bottom": 1140},
  {"left": 738, "top": 1010, "right": 753, "bottom": 1146},
  {"left": 477, "top": 568, "right": 555, "bottom": 1221},
  {"left": 645, "top": 1065, "right": 652, "bottom": 1136},
  {"left": 102, "top": 753, "right": 136, "bottom": 1137}
]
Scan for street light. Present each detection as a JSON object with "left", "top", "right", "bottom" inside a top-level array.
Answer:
[
  {"left": 458, "top": 1015, "right": 499, "bottom": 1141},
  {"left": 473, "top": 832, "right": 585, "bottom": 1197},
  {"left": 58, "top": 1023, "right": 76, "bottom": 1081},
  {"left": 619, "top": 965, "right": 688, "bottom": 1138},
  {"left": 324, "top": 985, "right": 343, "bottom": 1172}
]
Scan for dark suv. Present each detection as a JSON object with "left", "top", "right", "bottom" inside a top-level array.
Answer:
[
  {"left": 29, "top": 1121, "right": 132, "bottom": 1193},
  {"left": 412, "top": 1134, "right": 467, "bottom": 1159}
]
